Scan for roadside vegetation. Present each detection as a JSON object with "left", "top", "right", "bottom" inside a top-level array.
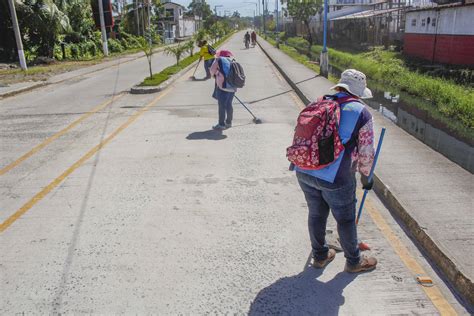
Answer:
[
  {"left": 1, "top": 0, "right": 248, "bottom": 85},
  {"left": 264, "top": 33, "right": 474, "bottom": 140},
  {"left": 140, "top": 30, "right": 235, "bottom": 87}
]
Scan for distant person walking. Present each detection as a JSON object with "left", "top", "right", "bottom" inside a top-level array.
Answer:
[
  {"left": 251, "top": 31, "right": 257, "bottom": 47},
  {"left": 288, "top": 69, "right": 378, "bottom": 273},
  {"left": 244, "top": 31, "right": 250, "bottom": 49},
  {"left": 210, "top": 51, "right": 236, "bottom": 130},
  {"left": 198, "top": 40, "right": 215, "bottom": 80}
]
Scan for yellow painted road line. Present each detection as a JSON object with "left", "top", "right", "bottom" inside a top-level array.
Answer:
[
  {"left": 364, "top": 197, "right": 457, "bottom": 315},
  {"left": 0, "top": 89, "right": 170, "bottom": 233},
  {"left": 0, "top": 93, "right": 125, "bottom": 176}
]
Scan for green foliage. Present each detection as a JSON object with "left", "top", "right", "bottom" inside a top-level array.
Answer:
[
  {"left": 70, "top": 44, "right": 80, "bottom": 59},
  {"left": 193, "top": 29, "right": 210, "bottom": 44},
  {"left": 64, "top": 0, "right": 95, "bottom": 43},
  {"left": 274, "top": 36, "right": 474, "bottom": 138},
  {"left": 141, "top": 31, "right": 235, "bottom": 86},
  {"left": 184, "top": 41, "right": 195, "bottom": 57},
  {"left": 107, "top": 39, "right": 124, "bottom": 53},
  {"left": 187, "top": 0, "right": 213, "bottom": 20},
  {"left": 164, "top": 43, "right": 187, "bottom": 65},
  {"left": 286, "top": 0, "right": 322, "bottom": 44},
  {"left": 287, "top": 37, "right": 310, "bottom": 53},
  {"left": 16, "top": 0, "right": 72, "bottom": 58}
]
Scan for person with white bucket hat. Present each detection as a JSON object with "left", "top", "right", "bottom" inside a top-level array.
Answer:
[{"left": 290, "top": 69, "right": 378, "bottom": 273}]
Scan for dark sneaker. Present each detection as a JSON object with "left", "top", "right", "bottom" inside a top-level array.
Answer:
[
  {"left": 312, "top": 249, "right": 336, "bottom": 269},
  {"left": 345, "top": 256, "right": 377, "bottom": 273},
  {"left": 212, "top": 124, "right": 226, "bottom": 130},
  {"left": 225, "top": 122, "right": 232, "bottom": 128}
]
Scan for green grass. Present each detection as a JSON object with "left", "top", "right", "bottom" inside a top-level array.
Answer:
[
  {"left": 310, "top": 45, "right": 474, "bottom": 132},
  {"left": 0, "top": 45, "right": 163, "bottom": 85},
  {"left": 266, "top": 34, "right": 473, "bottom": 140},
  {"left": 139, "top": 32, "right": 235, "bottom": 87}
]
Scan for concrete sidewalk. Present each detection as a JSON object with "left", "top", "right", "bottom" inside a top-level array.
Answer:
[{"left": 258, "top": 37, "right": 474, "bottom": 307}]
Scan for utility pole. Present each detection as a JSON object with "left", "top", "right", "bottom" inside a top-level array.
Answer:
[
  {"left": 275, "top": 0, "right": 278, "bottom": 32},
  {"left": 7, "top": 0, "right": 27, "bottom": 70},
  {"left": 135, "top": 0, "right": 140, "bottom": 36},
  {"left": 98, "top": 0, "right": 109, "bottom": 56},
  {"left": 262, "top": 0, "right": 266, "bottom": 34},
  {"left": 320, "top": 0, "right": 329, "bottom": 78}
]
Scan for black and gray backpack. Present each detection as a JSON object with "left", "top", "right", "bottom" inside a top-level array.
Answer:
[{"left": 227, "top": 60, "right": 246, "bottom": 88}]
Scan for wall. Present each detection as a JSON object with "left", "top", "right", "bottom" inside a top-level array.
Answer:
[
  {"left": 404, "top": 5, "right": 474, "bottom": 65},
  {"left": 178, "top": 18, "right": 196, "bottom": 38}
]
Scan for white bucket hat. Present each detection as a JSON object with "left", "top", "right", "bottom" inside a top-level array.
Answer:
[{"left": 331, "top": 69, "right": 373, "bottom": 99}]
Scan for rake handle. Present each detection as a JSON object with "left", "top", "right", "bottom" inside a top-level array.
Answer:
[{"left": 234, "top": 95, "right": 258, "bottom": 120}]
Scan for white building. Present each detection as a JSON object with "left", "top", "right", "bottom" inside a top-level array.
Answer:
[{"left": 161, "top": 1, "right": 199, "bottom": 43}]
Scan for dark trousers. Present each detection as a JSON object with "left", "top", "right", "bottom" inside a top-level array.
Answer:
[
  {"left": 216, "top": 88, "right": 234, "bottom": 126},
  {"left": 296, "top": 171, "right": 360, "bottom": 266},
  {"left": 204, "top": 58, "right": 214, "bottom": 78}
]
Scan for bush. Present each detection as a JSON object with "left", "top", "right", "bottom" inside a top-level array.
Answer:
[
  {"left": 286, "top": 37, "right": 310, "bottom": 54},
  {"left": 107, "top": 38, "right": 123, "bottom": 53},
  {"left": 70, "top": 44, "right": 79, "bottom": 59}
]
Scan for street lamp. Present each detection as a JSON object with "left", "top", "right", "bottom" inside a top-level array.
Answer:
[{"left": 320, "top": 0, "right": 329, "bottom": 78}]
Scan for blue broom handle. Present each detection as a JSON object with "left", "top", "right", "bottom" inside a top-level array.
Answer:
[{"left": 356, "top": 128, "right": 386, "bottom": 224}]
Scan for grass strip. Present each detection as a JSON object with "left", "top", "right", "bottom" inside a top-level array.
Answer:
[
  {"left": 0, "top": 45, "right": 164, "bottom": 85},
  {"left": 140, "top": 33, "right": 235, "bottom": 87},
  {"left": 264, "top": 34, "right": 473, "bottom": 140}
]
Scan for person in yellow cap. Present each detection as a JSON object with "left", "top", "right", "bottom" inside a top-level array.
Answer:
[{"left": 198, "top": 40, "right": 215, "bottom": 80}]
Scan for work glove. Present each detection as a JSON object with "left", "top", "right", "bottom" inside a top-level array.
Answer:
[{"left": 360, "top": 174, "right": 374, "bottom": 191}]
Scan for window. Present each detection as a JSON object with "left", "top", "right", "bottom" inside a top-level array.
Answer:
[
  {"left": 411, "top": 19, "right": 417, "bottom": 26},
  {"left": 421, "top": 19, "right": 426, "bottom": 26},
  {"left": 432, "top": 18, "right": 436, "bottom": 26}
]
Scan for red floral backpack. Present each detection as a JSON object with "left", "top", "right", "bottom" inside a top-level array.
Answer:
[{"left": 286, "top": 95, "right": 358, "bottom": 170}]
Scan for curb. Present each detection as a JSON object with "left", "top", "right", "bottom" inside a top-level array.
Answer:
[
  {"left": 0, "top": 45, "right": 174, "bottom": 100},
  {"left": 257, "top": 39, "right": 474, "bottom": 307},
  {"left": 130, "top": 59, "right": 199, "bottom": 95},
  {"left": 0, "top": 82, "right": 49, "bottom": 99},
  {"left": 373, "top": 174, "right": 474, "bottom": 307},
  {"left": 130, "top": 32, "right": 237, "bottom": 95}
]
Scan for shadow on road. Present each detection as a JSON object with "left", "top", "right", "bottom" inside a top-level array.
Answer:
[
  {"left": 186, "top": 130, "right": 227, "bottom": 140},
  {"left": 249, "top": 266, "right": 357, "bottom": 315}
]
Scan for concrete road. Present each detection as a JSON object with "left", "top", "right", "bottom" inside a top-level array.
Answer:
[{"left": 0, "top": 33, "right": 469, "bottom": 314}]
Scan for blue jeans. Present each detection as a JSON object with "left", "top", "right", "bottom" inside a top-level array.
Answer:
[
  {"left": 215, "top": 88, "right": 234, "bottom": 126},
  {"left": 204, "top": 58, "right": 214, "bottom": 78},
  {"left": 296, "top": 171, "right": 360, "bottom": 266}
]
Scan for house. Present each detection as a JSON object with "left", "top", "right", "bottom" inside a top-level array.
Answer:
[
  {"left": 404, "top": 2, "right": 474, "bottom": 65},
  {"left": 307, "top": 0, "right": 406, "bottom": 48},
  {"left": 161, "top": 1, "right": 198, "bottom": 43}
]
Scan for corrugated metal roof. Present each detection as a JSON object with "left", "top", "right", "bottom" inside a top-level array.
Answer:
[
  {"left": 406, "top": 1, "right": 473, "bottom": 11},
  {"left": 329, "top": 1, "right": 388, "bottom": 6},
  {"left": 330, "top": 7, "right": 402, "bottom": 20}
]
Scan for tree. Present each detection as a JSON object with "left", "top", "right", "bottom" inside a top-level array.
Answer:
[
  {"left": 187, "top": 0, "right": 212, "bottom": 20},
  {"left": 184, "top": 40, "right": 195, "bottom": 57},
  {"left": 64, "top": 0, "right": 95, "bottom": 43},
  {"left": 164, "top": 43, "right": 187, "bottom": 65},
  {"left": 18, "top": 0, "right": 71, "bottom": 58},
  {"left": 285, "top": 0, "right": 321, "bottom": 47},
  {"left": 137, "top": 37, "right": 154, "bottom": 78}
]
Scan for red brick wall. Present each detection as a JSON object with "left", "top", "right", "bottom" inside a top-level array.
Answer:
[{"left": 404, "top": 33, "right": 474, "bottom": 65}]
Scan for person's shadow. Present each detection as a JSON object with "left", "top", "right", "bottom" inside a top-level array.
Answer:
[
  {"left": 249, "top": 260, "right": 357, "bottom": 315},
  {"left": 186, "top": 130, "right": 227, "bottom": 141}
]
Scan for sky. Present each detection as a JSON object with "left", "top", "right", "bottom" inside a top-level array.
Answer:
[{"left": 171, "top": 0, "right": 279, "bottom": 17}]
